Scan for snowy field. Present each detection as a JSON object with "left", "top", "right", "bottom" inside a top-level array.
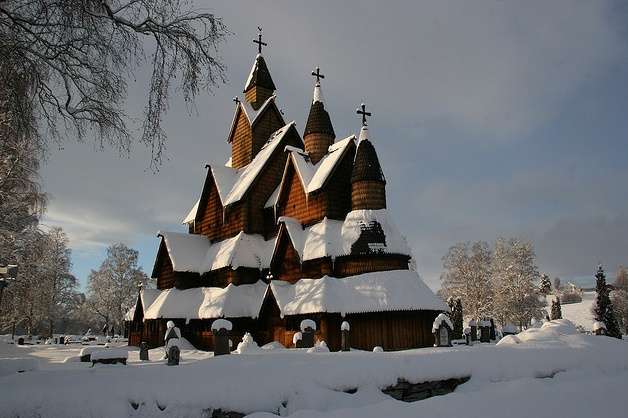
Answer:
[
  {"left": 559, "top": 291, "right": 596, "bottom": 330},
  {"left": 0, "top": 320, "right": 627, "bottom": 418}
]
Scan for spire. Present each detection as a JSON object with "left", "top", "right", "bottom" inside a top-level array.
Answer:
[
  {"left": 304, "top": 67, "right": 335, "bottom": 164},
  {"left": 351, "top": 103, "right": 386, "bottom": 210},
  {"left": 244, "top": 27, "right": 276, "bottom": 110}
]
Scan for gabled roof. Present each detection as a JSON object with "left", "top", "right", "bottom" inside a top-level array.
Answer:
[
  {"left": 226, "top": 94, "right": 284, "bottom": 143},
  {"left": 274, "top": 135, "right": 355, "bottom": 207},
  {"left": 223, "top": 121, "right": 300, "bottom": 207},
  {"left": 124, "top": 288, "right": 162, "bottom": 321},
  {"left": 269, "top": 270, "right": 447, "bottom": 317},
  {"left": 244, "top": 54, "right": 276, "bottom": 92},
  {"left": 144, "top": 281, "right": 269, "bottom": 321},
  {"left": 156, "top": 231, "right": 273, "bottom": 274},
  {"left": 182, "top": 199, "right": 200, "bottom": 224},
  {"left": 272, "top": 209, "right": 411, "bottom": 264}
]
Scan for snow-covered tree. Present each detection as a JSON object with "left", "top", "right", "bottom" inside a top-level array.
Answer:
[
  {"left": 491, "top": 238, "right": 545, "bottom": 328},
  {"left": 440, "top": 241, "right": 493, "bottom": 322},
  {"left": 610, "top": 290, "right": 628, "bottom": 335},
  {"left": 550, "top": 297, "right": 562, "bottom": 320},
  {"left": 539, "top": 274, "right": 552, "bottom": 295},
  {"left": 614, "top": 265, "right": 628, "bottom": 292},
  {"left": 86, "top": 243, "right": 150, "bottom": 331},
  {"left": 592, "top": 265, "right": 621, "bottom": 339},
  {"left": 553, "top": 277, "right": 561, "bottom": 291}
]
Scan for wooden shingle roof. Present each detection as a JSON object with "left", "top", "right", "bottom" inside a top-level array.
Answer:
[
  {"left": 244, "top": 54, "right": 276, "bottom": 92},
  {"left": 351, "top": 127, "right": 385, "bottom": 184}
]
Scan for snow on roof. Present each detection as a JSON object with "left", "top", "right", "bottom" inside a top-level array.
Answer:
[
  {"left": 211, "top": 165, "right": 240, "bottom": 204},
  {"left": 211, "top": 318, "right": 233, "bottom": 331},
  {"left": 182, "top": 199, "right": 200, "bottom": 224},
  {"left": 307, "top": 135, "right": 355, "bottom": 193},
  {"left": 270, "top": 270, "right": 447, "bottom": 317},
  {"left": 312, "top": 82, "right": 324, "bottom": 104},
  {"left": 124, "top": 287, "right": 161, "bottom": 321},
  {"left": 358, "top": 126, "right": 368, "bottom": 142},
  {"left": 144, "top": 281, "right": 268, "bottom": 322},
  {"left": 242, "top": 95, "right": 278, "bottom": 127},
  {"left": 264, "top": 184, "right": 281, "bottom": 208},
  {"left": 159, "top": 231, "right": 272, "bottom": 274},
  {"left": 276, "top": 209, "right": 410, "bottom": 262},
  {"left": 432, "top": 313, "right": 453, "bottom": 332},
  {"left": 224, "top": 122, "right": 296, "bottom": 206}
]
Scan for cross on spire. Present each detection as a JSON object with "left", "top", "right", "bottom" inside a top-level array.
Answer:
[
  {"left": 311, "top": 67, "right": 325, "bottom": 83},
  {"left": 253, "top": 26, "right": 267, "bottom": 54},
  {"left": 356, "top": 103, "right": 372, "bottom": 126},
  {"left": 233, "top": 97, "right": 240, "bottom": 105}
]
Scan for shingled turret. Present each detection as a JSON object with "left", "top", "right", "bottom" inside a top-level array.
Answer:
[
  {"left": 304, "top": 67, "right": 335, "bottom": 164},
  {"left": 244, "top": 29, "right": 276, "bottom": 110},
  {"left": 351, "top": 105, "right": 386, "bottom": 210}
]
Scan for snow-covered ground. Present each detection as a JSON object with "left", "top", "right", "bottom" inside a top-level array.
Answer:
[
  {"left": 560, "top": 291, "right": 596, "bottom": 330},
  {"left": 0, "top": 321, "right": 626, "bottom": 418}
]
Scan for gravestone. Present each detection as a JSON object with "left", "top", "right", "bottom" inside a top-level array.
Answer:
[
  {"left": 167, "top": 346, "right": 180, "bottom": 366},
  {"left": 463, "top": 327, "right": 472, "bottom": 346},
  {"left": 58, "top": 336, "right": 65, "bottom": 345},
  {"left": 592, "top": 321, "right": 606, "bottom": 336},
  {"left": 468, "top": 320, "right": 477, "bottom": 341},
  {"left": 502, "top": 324, "right": 517, "bottom": 337},
  {"left": 432, "top": 313, "right": 453, "bottom": 347},
  {"left": 341, "top": 321, "right": 350, "bottom": 352},
  {"left": 17, "top": 337, "right": 24, "bottom": 345},
  {"left": 293, "top": 332, "right": 303, "bottom": 348},
  {"left": 211, "top": 319, "right": 232, "bottom": 356},
  {"left": 300, "top": 319, "right": 316, "bottom": 349},
  {"left": 139, "top": 342, "right": 149, "bottom": 361},
  {"left": 479, "top": 320, "right": 491, "bottom": 343},
  {"left": 489, "top": 319, "right": 496, "bottom": 340}
]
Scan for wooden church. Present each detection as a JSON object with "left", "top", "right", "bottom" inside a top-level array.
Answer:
[{"left": 127, "top": 30, "right": 446, "bottom": 351}]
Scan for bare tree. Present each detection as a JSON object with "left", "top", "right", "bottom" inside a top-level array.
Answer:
[
  {"left": 0, "top": 0, "right": 228, "bottom": 169},
  {"left": 440, "top": 241, "right": 493, "bottom": 322}
]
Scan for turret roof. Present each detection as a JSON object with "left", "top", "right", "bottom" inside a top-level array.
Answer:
[
  {"left": 351, "top": 126, "right": 385, "bottom": 183},
  {"left": 244, "top": 54, "right": 276, "bottom": 92}
]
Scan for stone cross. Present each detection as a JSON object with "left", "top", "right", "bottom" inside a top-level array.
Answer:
[
  {"left": 253, "top": 27, "right": 267, "bottom": 54},
  {"left": 356, "top": 103, "right": 372, "bottom": 126}
]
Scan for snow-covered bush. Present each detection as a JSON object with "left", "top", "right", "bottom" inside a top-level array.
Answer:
[
  {"left": 373, "top": 346, "right": 384, "bottom": 352},
  {"left": 307, "top": 341, "right": 329, "bottom": 353},
  {"left": 235, "top": 332, "right": 259, "bottom": 354}
]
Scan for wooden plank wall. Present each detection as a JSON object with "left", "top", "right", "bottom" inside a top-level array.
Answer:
[
  {"left": 276, "top": 164, "right": 326, "bottom": 225},
  {"left": 156, "top": 243, "right": 176, "bottom": 290},
  {"left": 230, "top": 110, "right": 253, "bottom": 168},
  {"left": 324, "top": 146, "right": 355, "bottom": 220}
]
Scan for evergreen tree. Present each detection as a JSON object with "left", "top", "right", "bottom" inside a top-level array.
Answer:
[
  {"left": 592, "top": 265, "right": 621, "bottom": 339},
  {"left": 550, "top": 297, "right": 562, "bottom": 320},
  {"left": 539, "top": 274, "right": 552, "bottom": 295},
  {"left": 451, "top": 298, "right": 464, "bottom": 339}
]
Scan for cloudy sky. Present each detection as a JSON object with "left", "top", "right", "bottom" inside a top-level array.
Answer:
[{"left": 41, "top": 0, "right": 628, "bottom": 290}]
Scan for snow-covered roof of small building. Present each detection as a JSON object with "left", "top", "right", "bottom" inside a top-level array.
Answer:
[
  {"left": 269, "top": 270, "right": 446, "bottom": 317},
  {"left": 144, "top": 281, "right": 268, "bottom": 321},
  {"left": 276, "top": 209, "right": 411, "bottom": 262},
  {"left": 227, "top": 95, "right": 284, "bottom": 144},
  {"left": 124, "top": 288, "right": 162, "bottom": 321},
  {"left": 224, "top": 122, "right": 297, "bottom": 206},
  {"left": 158, "top": 231, "right": 272, "bottom": 274}
]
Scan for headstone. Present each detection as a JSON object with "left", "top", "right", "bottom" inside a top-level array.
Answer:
[
  {"left": 58, "top": 336, "right": 65, "bottom": 345},
  {"left": 463, "top": 327, "right": 472, "bottom": 346},
  {"left": 139, "top": 342, "right": 149, "bottom": 361},
  {"left": 300, "top": 319, "right": 316, "bottom": 349},
  {"left": 17, "top": 337, "right": 24, "bottom": 345},
  {"left": 489, "top": 319, "right": 496, "bottom": 340},
  {"left": 432, "top": 313, "right": 453, "bottom": 347},
  {"left": 167, "top": 346, "right": 180, "bottom": 366},
  {"left": 213, "top": 328, "right": 230, "bottom": 356},
  {"left": 479, "top": 320, "right": 491, "bottom": 343},
  {"left": 592, "top": 321, "right": 606, "bottom": 336},
  {"left": 468, "top": 320, "right": 477, "bottom": 341},
  {"left": 340, "top": 321, "right": 350, "bottom": 352}
]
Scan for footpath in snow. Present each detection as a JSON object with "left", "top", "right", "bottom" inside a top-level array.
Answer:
[{"left": 0, "top": 320, "right": 627, "bottom": 418}]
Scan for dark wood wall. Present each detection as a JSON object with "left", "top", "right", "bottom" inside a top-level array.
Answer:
[
  {"left": 156, "top": 241, "right": 176, "bottom": 290},
  {"left": 230, "top": 109, "right": 253, "bottom": 169}
]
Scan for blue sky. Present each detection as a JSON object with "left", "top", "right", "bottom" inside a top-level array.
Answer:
[{"left": 40, "top": 0, "right": 628, "bottom": 290}]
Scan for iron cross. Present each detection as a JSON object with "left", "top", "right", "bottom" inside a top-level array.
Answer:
[
  {"left": 253, "top": 27, "right": 267, "bottom": 54},
  {"left": 233, "top": 97, "right": 240, "bottom": 105},
  {"left": 356, "top": 103, "right": 372, "bottom": 126},
  {"left": 311, "top": 67, "right": 325, "bottom": 83}
]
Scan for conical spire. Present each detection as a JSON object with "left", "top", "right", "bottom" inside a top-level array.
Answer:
[
  {"left": 304, "top": 67, "right": 335, "bottom": 164},
  {"left": 244, "top": 28, "right": 276, "bottom": 110},
  {"left": 352, "top": 126, "right": 385, "bottom": 184}
]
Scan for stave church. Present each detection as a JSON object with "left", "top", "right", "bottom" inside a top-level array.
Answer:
[{"left": 126, "top": 30, "right": 446, "bottom": 351}]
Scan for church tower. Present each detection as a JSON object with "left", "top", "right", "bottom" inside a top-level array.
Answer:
[
  {"left": 303, "top": 67, "right": 335, "bottom": 164},
  {"left": 351, "top": 104, "right": 386, "bottom": 210},
  {"left": 244, "top": 29, "right": 276, "bottom": 110}
]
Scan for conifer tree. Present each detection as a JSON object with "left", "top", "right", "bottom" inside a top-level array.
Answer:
[
  {"left": 550, "top": 297, "right": 562, "bottom": 320},
  {"left": 539, "top": 274, "right": 552, "bottom": 295},
  {"left": 451, "top": 298, "right": 464, "bottom": 339},
  {"left": 592, "top": 265, "right": 621, "bottom": 339}
]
